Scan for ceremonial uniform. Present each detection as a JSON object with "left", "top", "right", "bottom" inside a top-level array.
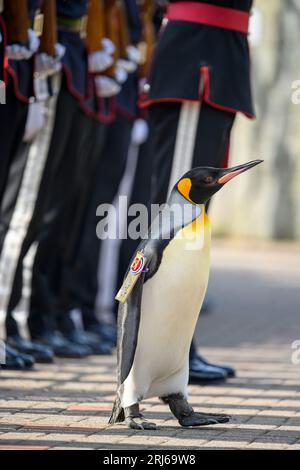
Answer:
[
  {"left": 140, "top": 0, "right": 254, "bottom": 205},
  {"left": 24, "top": 0, "right": 140, "bottom": 355},
  {"left": 62, "top": 0, "right": 143, "bottom": 336},
  {"left": 0, "top": 1, "right": 35, "bottom": 221},
  {"left": 122, "top": 0, "right": 255, "bottom": 381},
  {"left": 0, "top": 1, "right": 59, "bottom": 367},
  {"left": 0, "top": 3, "right": 7, "bottom": 101},
  {"left": 1, "top": 0, "right": 97, "bottom": 359}
]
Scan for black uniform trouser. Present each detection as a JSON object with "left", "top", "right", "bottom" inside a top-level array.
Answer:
[
  {"left": 25, "top": 101, "right": 96, "bottom": 338},
  {"left": 149, "top": 101, "right": 235, "bottom": 204},
  {"left": 115, "top": 137, "right": 153, "bottom": 311},
  {"left": 150, "top": 101, "right": 236, "bottom": 358},
  {"left": 5, "top": 79, "right": 92, "bottom": 336},
  {"left": 0, "top": 83, "right": 28, "bottom": 251},
  {"left": 60, "top": 113, "right": 133, "bottom": 332},
  {"left": 115, "top": 100, "right": 235, "bottom": 320}
]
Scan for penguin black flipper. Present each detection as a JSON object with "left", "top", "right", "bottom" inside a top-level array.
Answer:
[
  {"left": 109, "top": 272, "right": 146, "bottom": 424},
  {"left": 109, "top": 239, "right": 161, "bottom": 424}
]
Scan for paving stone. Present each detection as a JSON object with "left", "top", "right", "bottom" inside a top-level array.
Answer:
[{"left": 0, "top": 242, "right": 299, "bottom": 450}]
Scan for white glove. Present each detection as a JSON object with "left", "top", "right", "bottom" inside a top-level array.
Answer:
[
  {"left": 88, "top": 50, "right": 114, "bottom": 73},
  {"left": 95, "top": 76, "right": 121, "bottom": 98},
  {"left": 28, "top": 28, "right": 40, "bottom": 54},
  {"left": 101, "top": 37, "right": 115, "bottom": 55},
  {"left": 116, "top": 58, "right": 137, "bottom": 74},
  {"left": 126, "top": 45, "right": 142, "bottom": 65},
  {"left": 115, "top": 64, "right": 128, "bottom": 84},
  {"left": 131, "top": 119, "right": 149, "bottom": 146},
  {"left": 23, "top": 101, "right": 45, "bottom": 142},
  {"left": 55, "top": 43, "right": 66, "bottom": 61},
  {"left": 6, "top": 28, "right": 40, "bottom": 61},
  {"left": 138, "top": 77, "right": 147, "bottom": 94},
  {"left": 35, "top": 43, "right": 66, "bottom": 77},
  {"left": 6, "top": 44, "right": 31, "bottom": 60}
]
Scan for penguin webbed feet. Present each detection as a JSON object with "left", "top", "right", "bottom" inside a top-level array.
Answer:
[
  {"left": 124, "top": 404, "right": 157, "bottom": 430},
  {"left": 179, "top": 410, "right": 230, "bottom": 427},
  {"left": 161, "top": 393, "right": 230, "bottom": 427}
]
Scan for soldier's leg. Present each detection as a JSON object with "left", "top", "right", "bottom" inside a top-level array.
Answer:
[
  {"left": 0, "top": 81, "right": 28, "bottom": 250},
  {"left": 148, "top": 102, "right": 182, "bottom": 205},
  {"left": 192, "top": 102, "right": 235, "bottom": 169},
  {"left": 73, "top": 114, "right": 133, "bottom": 331},
  {"left": 115, "top": 137, "right": 153, "bottom": 314}
]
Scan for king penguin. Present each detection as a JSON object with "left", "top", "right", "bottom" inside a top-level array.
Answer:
[{"left": 109, "top": 160, "right": 263, "bottom": 430}]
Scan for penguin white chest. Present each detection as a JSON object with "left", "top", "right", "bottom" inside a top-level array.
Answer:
[{"left": 122, "top": 215, "right": 211, "bottom": 405}]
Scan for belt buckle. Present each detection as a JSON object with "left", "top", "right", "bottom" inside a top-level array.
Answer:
[
  {"left": 33, "top": 12, "right": 44, "bottom": 37},
  {"left": 80, "top": 15, "right": 88, "bottom": 38}
]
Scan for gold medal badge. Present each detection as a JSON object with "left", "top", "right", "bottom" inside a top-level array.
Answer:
[{"left": 115, "top": 251, "right": 147, "bottom": 303}]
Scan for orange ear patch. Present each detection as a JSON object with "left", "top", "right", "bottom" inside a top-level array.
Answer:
[{"left": 177, "top": 178, "right": 193, "bottom": 202}]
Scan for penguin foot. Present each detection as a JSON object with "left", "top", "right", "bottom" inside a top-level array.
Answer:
[
  {"left": 125, "top": 416, "right": 157, "bottom": 430},
  {"left": 179, "top": 411, "right": 230, "bottom": 427},
  {"left": 161, "top": 393, "right": 230, "bottom": 427},
  {"left": 124, "top": 403, "right": 156, "bottom": 430},
  {"left": 195, "top": 411, "right": 231, "bottom": 424}
]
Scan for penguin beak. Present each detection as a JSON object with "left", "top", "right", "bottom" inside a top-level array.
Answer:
[{"left": 218, "top": 160, "right": 263, "bottom": 185}]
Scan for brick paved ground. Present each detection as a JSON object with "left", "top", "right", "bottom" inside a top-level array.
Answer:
[{"left": 0, "top": 240, "right": 300, "bottom": 450}]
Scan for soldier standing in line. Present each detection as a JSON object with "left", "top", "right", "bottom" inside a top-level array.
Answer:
[
  {"left": 0, "top": 2, "right": 6, "bottom": 105},
  {"left": 0, "top": 0, "right": 60, "bottom": 369},
  {"left": 3, "top": 0, "right": 98, "bottom": 361},
  {"left": 61, "top": 0, "right": 144, "bottom": 346},
  {"left": 130, "top": 0, "right": 255, "bottom": 383}
]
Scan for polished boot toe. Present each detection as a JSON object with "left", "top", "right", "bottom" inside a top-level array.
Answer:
[
  {"left": 33, "top": 331, "right": 91, "bottom": 358},
  {"left": 189, "top": 357, "right": 227, "bottom": 384},
  {"left": 3, "top": 344, "right": 35, "bottom": 369},
  {"left": 85, "top": 323, "right": 117, "bottom": 347},
  {"left": 195, "top": 354, "right": 236, "bottom": 378},
  {"left": 7, "top": 335, "right": 54, "bottom": 364},
  {"left": 1, "top": 344, "right": 26, "bottom": 370},
  {"left": 63, "top": 330, "right": 113, "bottom": 356}
]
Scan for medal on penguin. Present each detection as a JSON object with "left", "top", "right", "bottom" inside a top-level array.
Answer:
[{"left": 110, "top": 160, "right": 263, "bottom": 430}]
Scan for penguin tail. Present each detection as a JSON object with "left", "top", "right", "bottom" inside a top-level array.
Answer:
[{"left": 109, "top": 395, "right": 125, "bottom": 424}]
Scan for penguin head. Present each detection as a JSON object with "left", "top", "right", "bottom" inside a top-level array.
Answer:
[{"left": 176, "top": 160, "right": 263, "bottom": 205}]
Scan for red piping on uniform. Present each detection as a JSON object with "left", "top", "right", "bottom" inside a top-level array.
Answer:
[
  {"left": 166, "top": 2, "right": 249, "bottom": 33},
  {"left": 78, "top": 94, "right": 116, "bottom": 124},
  {"left": 115, "top": 104, "right": 137, "bottom": 121},
  {"left": 95, "top": 96, "right": 116, "bottom": 123},
  {"left": 62, "top": 61, "right": 92, "bottom": 103},
  {"left": 79, "top": 99, "right": 115, "bottom": 124},
  {"left": 0, "top": 15, "right": 8, "bottom": 86},
  {"left": 62, "top": 64, "right": 84, "bottom": 101},
  {"left": 200, "top": 65, "right": 255, "bottom": 119},
  {"left": 139, "top": 96, "right": 200, "bottom": 108},
  {"left": 7, "top": 66, "right": 32, "bottom": 103},
  {"left": 222, "top": 141, "right": 230, "bottom": 169},
  {"left": 139, "top": 87, "right": 255, "bottom": 120}
]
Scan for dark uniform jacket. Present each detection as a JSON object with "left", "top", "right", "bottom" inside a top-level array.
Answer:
[
  {"left": 0, "top": 8, "right": 6, "bottom": 87},
  {"left": 57, "top": 0, "right": 89, "bottom": 101},
  {"left": 4, "top": 0, "right": 43, "bottom": 102},
  {"left": 116, "top": 0, "right": 142, "bottom": 120},
  {"left": 141, "top": 0, "right": 254, "bottom": 118}
]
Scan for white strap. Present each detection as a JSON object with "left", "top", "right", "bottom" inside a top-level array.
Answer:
[{"left": 167, "top": 101, "right": 201, "bottom": 198}]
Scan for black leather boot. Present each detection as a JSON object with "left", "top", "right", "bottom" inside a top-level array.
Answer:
[{"left": 7, "top": 335, "right": 54, "bottom": 363}]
